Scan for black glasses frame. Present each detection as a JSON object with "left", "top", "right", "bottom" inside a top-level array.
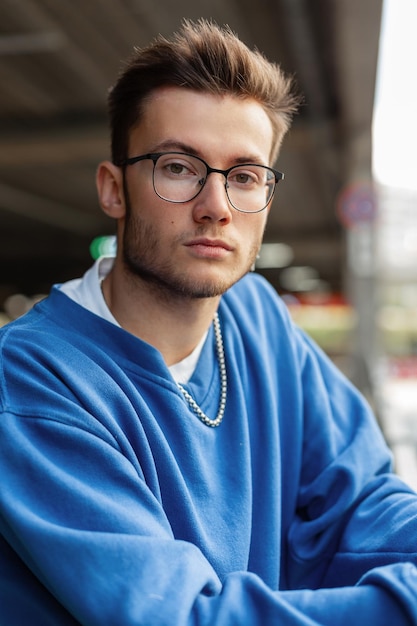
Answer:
[{"left": 119, "top": 151, "right": 284, "bottom": 213}]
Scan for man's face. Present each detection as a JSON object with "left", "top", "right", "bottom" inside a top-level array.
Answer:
[{"left": 120, "top": 87, "right": 275, "bottom": 300}]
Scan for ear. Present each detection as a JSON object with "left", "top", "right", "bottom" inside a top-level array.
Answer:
[{"left": 96, "top": 161, "right": 125, "bottom": 219}]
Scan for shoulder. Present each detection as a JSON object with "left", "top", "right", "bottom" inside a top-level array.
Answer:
[
  {"left": 0, "top": 289, "right": 104, "bottom": 410},
  {"left": 221, "top": 273, "right": 340, "bottom": 376},
  {"left": 0, "top": 287, "right": 88, "bottom": 358}
]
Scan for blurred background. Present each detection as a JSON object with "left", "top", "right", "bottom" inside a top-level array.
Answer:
[{"left": 1, "top": 0, "right": 417, "bottom": 484}]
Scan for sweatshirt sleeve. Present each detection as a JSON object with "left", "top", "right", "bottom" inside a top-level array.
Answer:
[
  {"left": 1, "top": 407, "right": 417, "bottom": 626},
  {"left": 276, "top": 321, "right": 417, "bottom": 624}
]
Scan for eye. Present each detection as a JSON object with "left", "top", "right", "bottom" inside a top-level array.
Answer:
[
  {"left": 157, "top": 154, "right": 202, "bottom": 179},
  {"left": 228, "top": 167, "right": 260, "bottom": 187},
  {"left": 235, "top": 172, "right": 254, "bottom": 184},
  {"left": 167, "top": 162, "right": 190, "bottom": 176}
]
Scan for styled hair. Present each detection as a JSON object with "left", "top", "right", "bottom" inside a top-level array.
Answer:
[{"left": 108, "top": 19, "right": 301, "bottom": 165}]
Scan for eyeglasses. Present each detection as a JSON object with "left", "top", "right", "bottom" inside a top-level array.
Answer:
[{"left": 120, "top": 151, "right": 284, "bottom": 213}]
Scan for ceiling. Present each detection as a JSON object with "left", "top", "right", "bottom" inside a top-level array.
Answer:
[{"left": 0, "top": 0, "right": 383, "bottom": 301}]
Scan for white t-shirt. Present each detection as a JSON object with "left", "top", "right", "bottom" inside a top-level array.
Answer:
[{"left": 59, "top": 257, "right": 206, "bottom": 384}]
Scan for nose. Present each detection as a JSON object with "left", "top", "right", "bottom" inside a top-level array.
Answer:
[{"left": 192, "top": 172, "right": 232, "bottom": 223}]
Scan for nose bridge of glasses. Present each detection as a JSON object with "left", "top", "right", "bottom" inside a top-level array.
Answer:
[
  {"left": 204, "top": 165, "right": 231, "bottom": 189},
  {"left": 194, "top": 166, "right": 233, "bottom": 210}
]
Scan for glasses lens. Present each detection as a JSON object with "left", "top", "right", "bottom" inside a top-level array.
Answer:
[
  {"left": 226, "top": 165, "right": 276, "bottom": 213},
  {"left": 153, "top": 153, "right": 206, "bottom": 203}
]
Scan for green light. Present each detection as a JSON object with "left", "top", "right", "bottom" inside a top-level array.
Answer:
[{"left": 89, "top": 236, "right": 117, "bottom": 260}]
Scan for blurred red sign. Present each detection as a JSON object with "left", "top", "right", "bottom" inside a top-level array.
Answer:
[{"left": 337, "top": 182, "right": 377, "bottom": 228}]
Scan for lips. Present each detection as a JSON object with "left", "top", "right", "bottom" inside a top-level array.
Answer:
[
  {"left": 185, "top": 238, "right": 233, "bottom": 251},
  {"left": 184, "top": 237, "right": 234, "bottom": 260}
]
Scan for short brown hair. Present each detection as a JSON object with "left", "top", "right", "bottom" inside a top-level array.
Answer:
[{"left": 108, "top": 19, "right": 301, "bottom": 165}]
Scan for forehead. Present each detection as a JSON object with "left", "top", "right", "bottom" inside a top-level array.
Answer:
[{"left": 129, "top": 87, "right": 274, "bottom": 163}]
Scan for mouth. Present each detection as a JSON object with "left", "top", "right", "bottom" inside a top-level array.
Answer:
[{"left": 184, "top": 238, "right": 234, "bottom": 259}]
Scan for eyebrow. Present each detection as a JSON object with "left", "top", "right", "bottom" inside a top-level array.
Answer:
[
  {"left": 150, "top": 140, "right": 199, "bottom": 155},
  {"left": 148, "top": 139, "right": 267, "bottom": 166}
]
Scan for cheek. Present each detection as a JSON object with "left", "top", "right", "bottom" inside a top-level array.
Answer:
[{"left": 244, "top": 216, "right": 267, "bottom": 239}]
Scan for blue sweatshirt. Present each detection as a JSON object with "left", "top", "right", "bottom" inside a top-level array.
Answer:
[{"left": 1, "top": 272, "right": 417, "bottom": 625}]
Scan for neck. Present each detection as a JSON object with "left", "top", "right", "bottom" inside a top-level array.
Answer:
[{"left": 101, "top": 262, "right": 220, "bottom": 366}]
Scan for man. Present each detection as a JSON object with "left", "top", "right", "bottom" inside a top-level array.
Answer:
[{"left": 1, "top": 19, "right": 417, "bottom": 625}]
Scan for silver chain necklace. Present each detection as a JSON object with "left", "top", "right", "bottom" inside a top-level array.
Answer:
[{"left": 177, "top": 313, "right": 227, "bottom": 427}]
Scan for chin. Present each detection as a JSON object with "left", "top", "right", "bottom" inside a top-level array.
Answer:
[{"left": 181, "top": 270, "right": 248, "bottom": 299}]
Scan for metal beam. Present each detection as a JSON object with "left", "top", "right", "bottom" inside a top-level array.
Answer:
[{"left": 0, "top": 181, "right": 102, "bottom": 234}]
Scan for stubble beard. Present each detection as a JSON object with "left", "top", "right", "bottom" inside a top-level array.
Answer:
[{"left": 121, "top": 190, "right": 261, "bottom": 303}]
